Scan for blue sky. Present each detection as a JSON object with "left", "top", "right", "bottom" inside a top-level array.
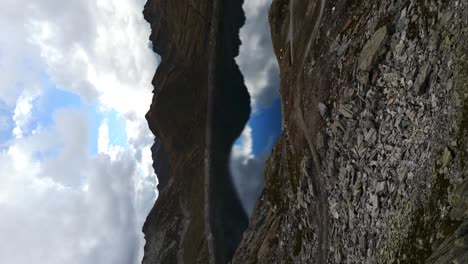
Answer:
[
  {"left": 20, "top": 85, "right": 128, "bottom": 156},
  {"left": 229, "top": 0, "right": 281, "bottom": 215},
  {"left": 0, "top": 102, "right": 13, "bottom": 146},
  {"left": 249, "top": 98, "right": 282, "bottom": 156},
  {"left": 231, "top": 98, "right": 282, "bottom": 214},
  {"left": 234, "top": 98, "right": 281, "bottom": 157}
]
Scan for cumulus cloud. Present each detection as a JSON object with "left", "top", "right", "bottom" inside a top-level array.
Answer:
[
  {"left": 12, "top": 90, "right": 39, "bottom": 138},
  {"left": 230, "top": 0, "right": 281, "bottom": 215},
  {"left": 232, "top": 125, "right": 254, "bottom": 160},
  {"left": 0, "top": 0, "right": 158, "bottom": 263},
  {"left": 237, "top": 0, "right": 279, "bottom": 110},
  {"left": 27, "top": 0, "right": 156, "bottom": 115},
  {"left": 39, "top": 108, "right": 90, "bottom": 184},
  {"left": 0, "top": 0, "right": 44, "bottom": 106},
  {"left": 0, "top": 122, "right": 152, "bottom": 263},
  {"left": 230, "top": 125, "right": 272, "bottom": 215},
  {"left": 0, "top": 107, "right": 157, "bottom": 264}
]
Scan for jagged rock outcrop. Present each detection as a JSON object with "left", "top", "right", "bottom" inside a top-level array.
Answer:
[
  {"left": 150, "top": 138, "right": 170, "bottom": 190},
  {"left": 232, "top": 0, "right": 468, "bottom": 263},
  {"left": 142, "top": 0, "right": 250, "bottom": 263}
]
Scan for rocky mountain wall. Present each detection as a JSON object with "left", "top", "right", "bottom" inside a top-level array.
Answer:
[
  {"left": 141, "top": 0, "right": 249, "bottom": 263},
  {"left": 142, "top": 0, "right": 468, "bottom": 263},
  {"left": 232, "top": 0, "right": 468, "bottom": 263}
]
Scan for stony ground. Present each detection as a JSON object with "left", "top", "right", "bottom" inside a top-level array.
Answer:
[{"left": 232, "top": 0, "right": 468, "bottom": 263}]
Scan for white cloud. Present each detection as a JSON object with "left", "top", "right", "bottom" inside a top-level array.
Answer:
[
  {"left": 98, "top": 120, "right": 110, "bottom": 154},
  {"left": 12, "top": 90, "right": 38, "bottom": 138},
  {"left": 231, "top": 125, "right": 254, "bottom": 161},
  {"left": 230, "top": 0, "right": 281, "bottom": 215},
  {"left": 230, "top": 125, "right": 270, "bottom": 215},
  {"left": 40, "top": 108, "right": 90, "bottom": 184},
  {"left": 0, "top": 0, "right": 158, "bottom": 263},
  {"left": 28, "top": 0, "right": 156, "bottom": 116},
  {"left": 0, "top": 106, "right": 156, "bottom": 264},
  {"left": 237, "top": 0, "right": 279, "bottom": 111}
]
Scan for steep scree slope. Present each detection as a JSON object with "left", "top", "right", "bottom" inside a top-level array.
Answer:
[{"left": 232, "top": 0, "right": 468, "bottom": 263}]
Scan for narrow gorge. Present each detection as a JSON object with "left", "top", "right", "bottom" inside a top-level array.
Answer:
[{"left": 142, "top": 0, "right": 468, "bottom": 263}]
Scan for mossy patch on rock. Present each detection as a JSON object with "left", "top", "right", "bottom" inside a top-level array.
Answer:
[{"left": 396, "top": 151, "right": 462, "bottom": 263}]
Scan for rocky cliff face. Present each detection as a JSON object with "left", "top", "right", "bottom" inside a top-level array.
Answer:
[
  {"left": 142, "top": 0, "right": 468, "bottom": 263},
  {"left": 150, "top": 138, "right": 170, "bottom": 190},
  {"left": 232, "top": 0, "right": 468, "bottom": 263},
  {"left": 142, "top": 0, "right": 250, "bottom": 263}
]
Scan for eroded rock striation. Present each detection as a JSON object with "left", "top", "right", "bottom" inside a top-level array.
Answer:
[
  {"left": 142, "top": 0, "right": 249, "bottom": 263},
  {"left": 143, "top": 0, "right": 468, "bottom": 263}
]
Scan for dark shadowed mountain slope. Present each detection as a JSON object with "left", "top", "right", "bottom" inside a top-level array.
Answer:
[
  {"left": 142, "top": 0, "right": 468, "bottom": 263},
  {"left": 142, "top": 0, "right": 250, "bottom": 263}
]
